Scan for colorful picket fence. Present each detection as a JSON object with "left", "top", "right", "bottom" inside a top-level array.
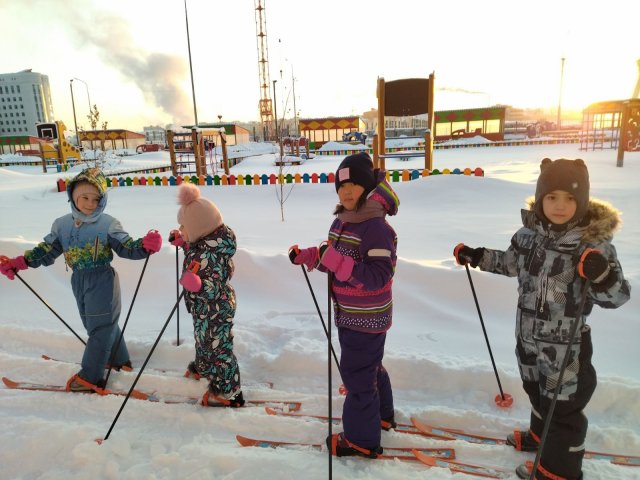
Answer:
[{"left": 56, "top": 167, "right": 484, "bottom": 192}]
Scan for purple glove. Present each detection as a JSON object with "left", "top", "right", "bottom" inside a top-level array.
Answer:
[
  {"left": 319, "top": 246, "right": 354, "bottom": 282},
  {"left": 169, "top": 229, "right": 185, "bottom": 248},
  {"left": 0, "top": 255, "right": 28, "bottom": 280},
  {"left": 180, "top": 270, "right": 202, "bottom": 292},
  {"left": 142, "top": 230, "right": 162, "bottom": 254},
  {"left": 288, "top": 245, "right": 319, "bottom": 272}
]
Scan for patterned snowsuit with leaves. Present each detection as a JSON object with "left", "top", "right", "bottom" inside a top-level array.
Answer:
[
  {"left": 477, "top": 198, "right": 630, "bottom": 479},
  {"left": 181, "top": 224, "right": 240, "bottom": 397}
]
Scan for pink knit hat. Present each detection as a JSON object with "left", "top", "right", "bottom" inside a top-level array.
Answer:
[{"left": 177, "top": 183, "right": 223, "bottom": 242}]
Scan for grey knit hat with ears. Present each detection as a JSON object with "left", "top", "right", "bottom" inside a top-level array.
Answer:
[{"left": 534, "top": 158, "right": 590, "bottom": 223}]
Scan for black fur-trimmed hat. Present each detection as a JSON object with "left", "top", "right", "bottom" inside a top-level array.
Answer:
[
  {"left": 335, "top": 152, "right": 376, "bottom": 195},
  {"left": 534, "top": 158, "right": 590, "bottom": 223}
]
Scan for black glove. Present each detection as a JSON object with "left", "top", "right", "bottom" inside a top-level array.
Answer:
[
  {"left": 578, "top": 249, "right": 611, "bottom": 283},
  {"left": 454, "top": 243, "right": 485, "bottom": 268}
]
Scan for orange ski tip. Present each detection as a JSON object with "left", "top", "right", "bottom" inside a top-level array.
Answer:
[
  {"left": 412, "top": 449, "right": 438, "bottom": 466},
  {"left": 236, "top": 435, "right": 256, "bottom": 447},
  {"left": 95, "top": 438, "right": 104, "bottom": 445},
  {"left": 130, "top": 389, "right": 148, "bottom": 400},
  {"left": 41, "top": 354, "right": 53, "bottom": 360},
  {"left": 2, "top": 377, "right": 18, "bottom": 388},
  {"left": 264, "top": 407, "right": 278, "bottom": 415}
]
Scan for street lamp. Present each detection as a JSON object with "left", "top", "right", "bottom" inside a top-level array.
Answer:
[
  {"left": 273, "top": 79, "right": 278, "bottom": 143},
  {"left": 72, "top": 77, "right": 91, "bottom": 115},
  {"left": 69, "top": 79, "right": 79, "bottom": 147}
]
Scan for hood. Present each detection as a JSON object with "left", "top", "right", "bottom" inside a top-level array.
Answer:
[
  {"left": 369, "top": 170, "right": 400, "bottom": 216},
  {"left": 522, "top": 196, "right": 621, "bottom": 243},
  {"left": 66, "top": 167, "right": 108, "bottom": 223}
]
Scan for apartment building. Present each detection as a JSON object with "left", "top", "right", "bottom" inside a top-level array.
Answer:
[{"left": 0, "top": 69, "right": 55, "bottom": 137}]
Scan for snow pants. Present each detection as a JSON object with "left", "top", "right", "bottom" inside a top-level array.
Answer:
[
  {"left": 516, "top": 325, "right": 597, "bottom": 480},
  {"left": 339, "top": 328, "right": 394, "bottom": 449},
  {"left": 71, "top": 265, "right": 130, "bottom": 384},
  {"left": 191, "top": 292, "right": 241, "bottom": 397}
]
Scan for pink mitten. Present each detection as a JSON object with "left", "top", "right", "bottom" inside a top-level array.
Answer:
[
  {"left": 180, "top": 270, "right": 202, "bottom": 292},
  {"left": 169, "top": 229, "right": 185, "bottom": 248},
  {"left": 142, "top": 230, "right": 162, "bottom": 254},
  {"left": 288, "top": 245, "right": 319, "bottom": 272},
  {"left": 0, "top": 255, "right": 28, "bottom": 281},
  {"left": 319, "top": 246, "right": 354, "bottom": 282}
]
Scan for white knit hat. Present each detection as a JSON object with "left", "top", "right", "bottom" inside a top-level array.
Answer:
[{"left": 177, "top": 183, "right": 223, "bottom": 242}]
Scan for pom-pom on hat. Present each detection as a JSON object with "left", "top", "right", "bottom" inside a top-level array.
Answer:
[
  {"left": 534, "top": 158, "right": 590, "bottom": 223},
  {"left": 177, "top": 183, "right": 223, "bottom": 243}
]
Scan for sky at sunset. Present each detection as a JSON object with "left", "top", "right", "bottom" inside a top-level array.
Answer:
[{"left": 2, "top": 0, "right": 639, "bottom": 131}]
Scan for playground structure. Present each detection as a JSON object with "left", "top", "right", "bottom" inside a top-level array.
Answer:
[
  {"left": 167, "top": 128, "right": 231, "bottom": 177},
  {"left": 274, "top": 136, "right": 313, "bottom": 165},
  {"left": 342, "top": 131, "right": 367, "bottom": 144},
  {"left": 581, "top": 98, "right": 640, "bottom": 166},
  {"left": 374, "top": 74, "right": 435, "bottom": 171},
  {"left": 36, "top": 121, "right": 82, "bottom": 172}
]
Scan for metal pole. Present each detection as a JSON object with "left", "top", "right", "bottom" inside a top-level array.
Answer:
[
  {"left": 73, "top": 77, "right": 92, "bottom": 117},
  {"left": 273, "top": 79, "right": 278, "bottom": 143},
  {"left": 70, "top": 80, "right": 80, "bottom": 147},
  {"left": 184, "top": 0, "right": 198, "bottom": 127},
  {"left": 292, "top": 68, "right": 298, "bottom": 136},
  {"left": 557, "top": 57, "right": 565, "bottom": 129}
]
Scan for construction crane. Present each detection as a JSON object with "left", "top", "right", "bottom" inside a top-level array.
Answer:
[{"left": 254, "top": 0, "right": 274, "bottom": 141}]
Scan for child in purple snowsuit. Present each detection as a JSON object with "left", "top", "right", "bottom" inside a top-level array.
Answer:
[{"left": 289, "top": 152, "right": 400, "bottom": 458}]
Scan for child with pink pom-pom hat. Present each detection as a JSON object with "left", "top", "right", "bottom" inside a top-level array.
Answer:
[{"left": 169, "top": 182, "right": 244, "bottom": 407}]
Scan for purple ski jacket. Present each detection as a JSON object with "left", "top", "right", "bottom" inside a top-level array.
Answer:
[{"left": 318, "top": 173, "right": 400, "bottom": 333}]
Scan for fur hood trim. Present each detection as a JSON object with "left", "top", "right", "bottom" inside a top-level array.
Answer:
[{"left": 525, "top": 196, "right": 622, "bottom": 243}]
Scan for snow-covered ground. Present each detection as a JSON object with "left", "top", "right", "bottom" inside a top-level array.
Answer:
[{"left": 0, "top": 142, "right": 638, "bottom": 479}]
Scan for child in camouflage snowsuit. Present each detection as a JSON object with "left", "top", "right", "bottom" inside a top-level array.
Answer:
[
  {"left": 0, "top": 167, "right": 162, "bottom": 392},
  {"left": 169, "top": 182, "right": 243, "bottom": 407},
  {"left": 454, "top": 158, "right": 630, "bottom": 480}
]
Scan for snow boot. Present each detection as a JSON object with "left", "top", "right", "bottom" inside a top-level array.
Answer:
[
  {"left": 65, "top": 373, "right": 107, "bottom": 394},
  {"left": 516, "top": 460, "right": 581, "bottom": 480},
  {"left": 201, "top": 386, "right": 245, "bottom": 408},
  {"left": 184, "top": 361, "right": 202, "bottom": 380},
  {"left": 107, "top": 360, "right": 133, "bottom": 372},
  {"left": 507, "top": 429, "right": 540, "bottom": 452},
  {"left": 326, "top": 432, "right": 382, "bottom": 459},
  {"left": 380, "top": 415, "right": 397, "bottom": 431}
]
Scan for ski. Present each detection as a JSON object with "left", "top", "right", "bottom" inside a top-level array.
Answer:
[
  {"left": 236, "top": 434, "right": 456, "bottom": 461},
  {"left": 40, "top": 354, "right": 274, "bottom": 389},
  {"left": 2, "top": 376, "right": 150, "bottom": 400},
  {"left": 410, "top": 417, "right": 640, "bottom": 467},
  {"left": 2, "top": 377, "right": 301, "bottom": 411},
  {"left": 411, "top": 448, "right": 511, "bottom": 478},
  {"left": 264, "top": 406, "right": 423, "bottom": 436}
]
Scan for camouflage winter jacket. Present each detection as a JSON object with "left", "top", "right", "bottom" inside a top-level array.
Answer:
[{"left": 478, "top": 198, "right": 630, "bottom": 347}]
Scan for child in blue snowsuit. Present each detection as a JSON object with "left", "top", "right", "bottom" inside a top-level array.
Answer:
[
  {"left": 289, "top": 152, "right": 400, "bottom": 458},
  {"left": 0, "top": 167, "right": 162, "bottom": 392}
]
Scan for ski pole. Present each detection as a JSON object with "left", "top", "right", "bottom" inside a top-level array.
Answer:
[
  {"left": 176, "top": 246, "right": 181, "bottom": 346},
  {"left": 463, "top": 263, "right": 513, "bottom": 407},
  {"left": 529, "top": 280, "right": 591, "bottom": 480},
  {"left": 0, "top": 255, "right": 86, "bottom": 345},
  {"left": 104, "top": 254, "right": 150, "bottom": 386},
  {"left": 327, "top": 272, "right": 333, "bottom": 480},
  {"left": 299, "top": 265, "right": 341, "bottom": 371},
  {"left": 98, "top": 290, "right": 186, "bottom": 443}
]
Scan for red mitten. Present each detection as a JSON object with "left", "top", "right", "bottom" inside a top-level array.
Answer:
[
  {"left": 319, "top": 246, "right": 354, "bottom": 282},
  {"left": 288, "top": 245, "right": 319, "bottom": 272},
  {"left": 0, "top": 255, "right": 28, "bottom": 281},
  {"left": 142, "top": 230, "right": 162, "bottom": 254},
  {"left": 169, "top": 229, "right": 185, "bottom": 248},
  {"left": 180, "top": 271, "right": 202, "bottom": 292}
]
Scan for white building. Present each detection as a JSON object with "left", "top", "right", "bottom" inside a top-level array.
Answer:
[{"left": 0, "top": 69, "right": 55, "bottom": 137}]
